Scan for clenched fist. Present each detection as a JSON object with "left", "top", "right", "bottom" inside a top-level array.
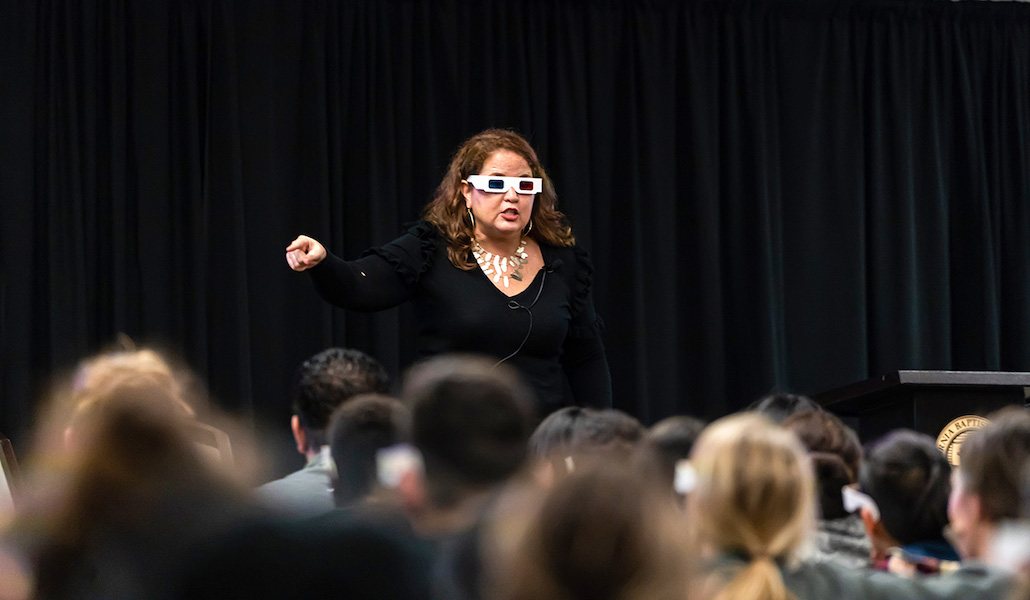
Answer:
[{"left": 285, "top": 235, "right": 327, "bottom": 271}]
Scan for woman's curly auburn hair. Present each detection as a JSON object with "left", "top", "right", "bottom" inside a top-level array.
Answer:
[{"left": 422, "top": 129, "right": 575, "bottom": 270}]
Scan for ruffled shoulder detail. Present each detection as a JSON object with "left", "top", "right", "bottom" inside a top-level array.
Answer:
[
  {"left": 400, "top": 220, "right": 441, "bottom": 246},
  {"left": 562, "top": 244, "right": 604, "bottom": 338},
  {"left": 569, "top": 244, "right": 595, "bottom": 318},
  {"left": 360, "top": 220, "right": 441, "bottom": 286}
]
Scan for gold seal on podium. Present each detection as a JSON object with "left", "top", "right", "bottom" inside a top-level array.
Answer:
[{"left": 937, "top": 415, "right": 989, "bottom": 467}]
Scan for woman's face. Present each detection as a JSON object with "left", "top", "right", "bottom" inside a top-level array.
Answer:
[{"left": 462, "top": 149, "right": 535, "bottom": 241}]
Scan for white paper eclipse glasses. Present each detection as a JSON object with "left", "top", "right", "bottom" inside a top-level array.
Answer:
[{"left": 464, "top": 175, "right": 542, "bottom": 195}]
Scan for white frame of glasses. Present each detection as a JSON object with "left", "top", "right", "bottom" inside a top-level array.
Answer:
[{"left": 464, "top": 175, "right": 542, "bottom": 195}]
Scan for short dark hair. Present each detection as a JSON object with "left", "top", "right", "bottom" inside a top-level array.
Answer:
[
  {"left": 402, "top": 355, "right": 535, "bottom": 507},
  {"left": 530, "top": 407, "right": 645, "bottom": 481},
  {"left": 570, "top": 409, "right": 645, "bottom": 452},
  {"left": 635, "top": 415, "right": 706, "bottom": 493},
  {"left": 292, "top": 348, "right": 389, "bottom": 450},
  {"left": 781, "top": 410, "right": 862, "bottom": 519},
  {"left": 529, "top": 406, "right": 594, "bottom": 460},
  {"left": 859, "top": 430, "right": 951, "bottom": 544},
  {"left": 747, "top": 393, "right": 821, "bottom": 424},
  {"left": 958, "top": 406, "right": 1030, "bottom": 522},
  {"left": 328, "top": 394, "right": 410, "bottom": 507},
  {"left": 529, "top": 406, "right": 645, "bottom": 460}
]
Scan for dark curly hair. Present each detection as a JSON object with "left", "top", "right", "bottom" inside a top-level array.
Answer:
[
  {"left": 291, "top": 348, "right": 390, "bottom": 450},
  {"left": 422, "top": 129, "right": 575, "bottom": 269}
]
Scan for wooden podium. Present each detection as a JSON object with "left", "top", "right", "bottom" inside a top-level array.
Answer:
[{"left": 815, "top": 371, "right": 1030, "bottom": 445}]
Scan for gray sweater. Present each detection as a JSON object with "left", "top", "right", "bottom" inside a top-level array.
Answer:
[{"left": 708, "top": 554, "right": 1012, "bottom": 600}]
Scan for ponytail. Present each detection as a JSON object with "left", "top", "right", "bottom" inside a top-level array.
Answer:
[{"left": 712, "top": 554, "right": 794, "bottom": 600}]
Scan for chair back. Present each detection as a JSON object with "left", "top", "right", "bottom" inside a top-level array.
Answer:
[
  {"left": 189, "top": 422, "right": 234, "bottom": 466},
  {"left": 0, "top": 435, "right": 19, "bottom": 512}
]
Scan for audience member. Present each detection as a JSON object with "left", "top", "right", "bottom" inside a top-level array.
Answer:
[
  {"left": 1, "top": 348, "right": 259, "bottom": 600},
  {"left": 9, "top": 344, "right": 1026, "bottom": 600},
  {"left": 528, "top": 406, "right": 590, "bottom": 478},
  {"left": 174, "top": 508, "right": 432, "bottom": 600},
  {"left": 398, "top": 354, "right": 537, "bottom": 600},
  {"left": 747, "top": 392, "right": 821, "bottom": 424},
  {"left": 488, "top": 462, "right": 691, "bottom": 600},
  {"left": 572, "top": 408, "right": 645, "bottom": 453},
  {"left": 688, "top": 412, "right": 817, "bottom": 600},
  {"left": 859, "top": 430, "right": 957, "bottom": 574},
  {"left": 175, "top": 388, "right": 427, "bottom": 600},
  {"left": 633, "top": 415, "right": 706, "bottom": 498},
  {"left": 995, "top": 457, "right": 1030, "bottom": 600},
  {"left": 328, "top": 393, "right": 411, "bottom": 508},
  {"left": 949, "top": 406, "right": 1030, "bottom": 563},
  {"left": 398, "top": 355, "right": 533, "bottom": 534},
  {"left": 258, "top": 347, "right": 389, "bottom": 517},
  {"left": 688, "top": 413, "right": 1011, "bottom": 600},
  {"left": 781, "top": 410, "right": 870, "bottom": 568},
  {"left": 528, "top": 406, "right": 644, "bottom": 484}
]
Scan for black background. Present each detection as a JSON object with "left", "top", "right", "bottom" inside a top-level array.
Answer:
[{"left": 2, "top": 0, "right": 1029, "bottom": 474}]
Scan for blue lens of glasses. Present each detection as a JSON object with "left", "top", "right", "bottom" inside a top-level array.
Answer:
[{"left": 488, "top": 179, "right": 505, "bottom": 190}]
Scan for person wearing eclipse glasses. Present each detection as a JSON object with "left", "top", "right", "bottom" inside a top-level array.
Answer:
[{"left": 286, "top": 128, "right": 611, "bottom": 416}]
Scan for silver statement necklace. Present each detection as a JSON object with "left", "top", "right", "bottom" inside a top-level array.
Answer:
[{"left": 472, "top": 238, "right": 528, "bottom": 288}]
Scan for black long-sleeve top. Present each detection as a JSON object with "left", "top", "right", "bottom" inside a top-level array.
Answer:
[{"left": 306, "top": 221, "right": 612, "bottom": 414}]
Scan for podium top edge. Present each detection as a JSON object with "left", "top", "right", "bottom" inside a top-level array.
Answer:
[
  {"left": 893, "top": 370, "right": 1030, "bottom": 385},
  {"left": 816, "top": 370, "right": 1030, "bottom": 406}
]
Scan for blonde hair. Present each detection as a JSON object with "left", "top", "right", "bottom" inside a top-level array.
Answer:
[
  {"left": 687, "top": 413, "right": 815, "bottom": 600},
  {"left": 422, "top": 129, "right": 575, "bottom": 269},
  {"left": 69, "top": 349, "right": 195, "bottom": 428},
  {"left": 14, "top": 347, "right": 251, "bottom": 596}
]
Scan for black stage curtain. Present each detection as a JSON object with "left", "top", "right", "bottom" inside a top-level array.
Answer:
[{"left": 2, "top": 0, "right": 1030, "bottom": 448}]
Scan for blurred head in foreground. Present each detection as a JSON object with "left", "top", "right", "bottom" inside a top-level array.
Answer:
[
  {"left": 950, "top": 406, "right": 1030, "bottom": 561},
  {"left": 493, "top": 461, "right": 690, "bottom": 600},
  {"left": 398, "top": 354, "right": 535, "bottom": 534},
  {"left": 687, "top": 412, "right": 816, "bottom": 600},
  {"left": 327, "top": 393, "right": 411, "bottom": 508},
  {"left": 6, "top": 346, "right": 256, "bottom": 600}
]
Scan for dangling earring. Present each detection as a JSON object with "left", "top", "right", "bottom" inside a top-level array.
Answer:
[
  {"left": 467, "top": 208, "right": 476, "bottom": 230},
  {"left": 522, "top": 219, "right": 533, "bottom": 236}
]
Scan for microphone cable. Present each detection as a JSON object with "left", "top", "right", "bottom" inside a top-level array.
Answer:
[{"left": 492, "top": 261, "right": 561, "bottom": 369}]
